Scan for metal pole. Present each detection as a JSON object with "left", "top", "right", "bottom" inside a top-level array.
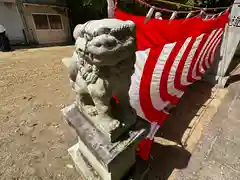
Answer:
[
  {"left": 15, "top": 0, "right": 30, "bottom": 44},
  {"left": 107, "top": 0, "right": 115, "bottom": 18},
  {"left": 205, "top": 0, "right": 240, "bottom": 88}
]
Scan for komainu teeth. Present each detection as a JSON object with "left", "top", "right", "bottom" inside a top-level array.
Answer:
[{"left": 110, "top": 29, "right": 117, "bottom": 34}]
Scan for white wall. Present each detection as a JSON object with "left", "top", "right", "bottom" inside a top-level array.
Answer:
[
  {"left": 0, "top": 2, "right": 25, "bottom": 44},
  {"left": 23, "top": 4, "right": 71, "bottom": 44},
  {"left": 0, "top": 0, "right": 15, "bottom": 3},
  {"left": 236, "top": 43, "right": 240, "bottom": 56}
]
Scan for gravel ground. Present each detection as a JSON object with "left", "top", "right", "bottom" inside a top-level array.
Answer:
[
  {"left": 0, "top": 46, "right": 226, "bottom": 180},
  {"left": 0, "top": 46, "right": 80, "bottom": 180}
]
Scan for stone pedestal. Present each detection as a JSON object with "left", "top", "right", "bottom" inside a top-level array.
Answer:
[
  {"left": 62, "top": 104, "right": 149, "bottom": 180},
  {"left": 61, "top": 18, "right": 149, "bottom": 179}
]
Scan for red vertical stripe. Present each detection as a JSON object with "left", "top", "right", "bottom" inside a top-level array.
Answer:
[
  {"left": 202, "top": 30, "right": 223, "bottom": 71},
  {"left": 174, "top": 38, "right": 196, "bottom": 91},
  {"left": 200, "top": 29, "right": 223, "bottom": 74},
  {"left": 160, "top": 41, "right": 184, "bottom": 104},
  {"left": 195, "top": 30, "right": 220, "bottom": 77},
  {"left": 208, "top": 38, "right": 222, "bottom": 66},
  {"left": 187, "top": 34, "right": 210, "bottom": 82},
  {"left": 139, "top": 46, "right": 168, "bottom": 122}
]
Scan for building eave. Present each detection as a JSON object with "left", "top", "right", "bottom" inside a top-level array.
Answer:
[{"left": 23, "top": 2, "right": 68, "bottom": 9}]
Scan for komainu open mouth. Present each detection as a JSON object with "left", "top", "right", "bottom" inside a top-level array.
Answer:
[{"left": 74, "top": 19, "right": 136, "bottom": 66}]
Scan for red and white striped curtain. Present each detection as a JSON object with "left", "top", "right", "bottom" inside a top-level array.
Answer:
[{"left": 115, "top": 7, "right": 229, "bottom": 159}]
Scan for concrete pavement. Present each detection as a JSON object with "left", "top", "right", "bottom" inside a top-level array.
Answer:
[{"left": 175, "top": 77, "right": 240, "bottom": 180}]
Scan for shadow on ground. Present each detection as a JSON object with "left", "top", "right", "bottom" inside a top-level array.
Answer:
[
  {"left": 157, "top": 81, "right": 213, "bottom": 145},
  {"left": 225, "top": 55, "right": 240, "bottom": 87},
  {"left": 125, "top": 81, "right": 213, "bottom": 180},
  {"left": 11, "top": 42, "right": 73, "bottom": 51},
  {"left": 226, "top": 74, "right": 240, "bottom": 86}
]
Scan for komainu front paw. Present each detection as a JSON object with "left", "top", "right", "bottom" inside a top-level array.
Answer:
[
  {"left": 85, "top": 106, "right": 98, "bottom": 117},
  {"left": 109, "top": 119, "right": 120, "bottom": 132}
]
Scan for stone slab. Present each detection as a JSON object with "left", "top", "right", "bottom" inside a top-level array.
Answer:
[
  {"left": 175, "top": 79, "right": 240, "bottom": 180},
  {"left": 68, "top": 143, "right": 102, "bottom": 180},
  {"left": 78, "top": 102, "right": 137, "bottom": 143},
  {"left": 62, "top": 104, "right": 150, "bottom": 180},
  {"left": 73, "top": 136, "right": 138, "bottom": 180},
  {"left": 62, "top": 104, "right": 149, "bottom": 165}
]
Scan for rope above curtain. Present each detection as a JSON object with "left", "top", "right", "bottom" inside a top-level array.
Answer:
[
  {"left": 114, "top": 3, "right": 230, "bottom": 160},
  {"left": 115, "top": 0, "right": 231, "bottom": 14}
]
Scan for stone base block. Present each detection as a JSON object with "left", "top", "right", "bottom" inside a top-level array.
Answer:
[
  {"left": 76, "top": 102, "right": 137, "bottom": 142},
  {"left": 204, "top": 74, "right": 229, "bottom": 88},
  {"left": 68, "top": 143, "right": 102, "bottom": 180},
  {"left": 63, "top": 104, "right": 149, "bottom": 180}
]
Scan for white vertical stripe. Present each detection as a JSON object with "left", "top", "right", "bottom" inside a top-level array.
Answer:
[
  {"left": 146, "top": 122, "right": 160, "bottom": 140},
  {"left": 168, "top": 37, "right": 191, "bottom": 97},
  {"left": 192, "top": 29, "right": 218, "bottom": 78},
  {"left": 209, "top": 38, "right": 222, "bottom": 65},
  {"left": 181, "top": 34, "right": 204, "bottom": 86},
  {"left": 129, "top": 49, "right": 150, "bottom": 120},
  {"left": 199, "top": 28, "right": 223, "bottom": 73},
  {"left": 150, "top": 43, "right": 175, "bottom": 111},
  {"left": 194, "top": 29, "right": 222, "bottom": 79},
  {"left": 205, "top": 30, "right": 223, "bottom": 69}
]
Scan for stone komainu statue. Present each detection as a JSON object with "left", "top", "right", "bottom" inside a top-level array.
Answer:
[{"left": 63, "top": 19, "right": 137, "bottom": 140}]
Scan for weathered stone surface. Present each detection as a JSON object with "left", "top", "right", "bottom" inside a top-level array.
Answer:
[
  {"left": 62, "top": 19, "right": 137, "bottom": 142},
  {"left": 175, "top": 80, "right": 240, "bottom": 180},
  {"left": 68, "top": 143, "right": 102, "bottom": 180},
  {"left": 61, "top": 19, "right": 150, "bottom": 180},
  {"left": 63, "top": 104, "right": 149, "bottom": 180},
  {"left": 62, "top": 104, "right": 149, "bottom": 164}
]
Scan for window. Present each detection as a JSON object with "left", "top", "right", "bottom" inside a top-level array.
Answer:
[
  {"left": 33, "top": 14, "right": 63, "bottom": 30},
  {"left": 33, "top": 14, "right": 49, "bottom": 30},
  {"left": 48, "top": 15, "right": 63, "bottom": 29}
]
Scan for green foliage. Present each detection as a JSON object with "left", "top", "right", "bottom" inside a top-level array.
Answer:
[
  {"left": 195, "top": 0, "right": 233, "bottom": 7},
  {"left": 67, "top": 0, "right": 233, "bottom": 27},
  {"left": 81, "top": 0, "right": 107, "bottom": 14},
  {"left": 117, "top": 0, "right": 148, "bottom": 16},
  {"left": 67, "top": 0, "right": 107, "bottom": 26},
  {"left": 117, "top": 0, "right": 233, "bottom": 17}
]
